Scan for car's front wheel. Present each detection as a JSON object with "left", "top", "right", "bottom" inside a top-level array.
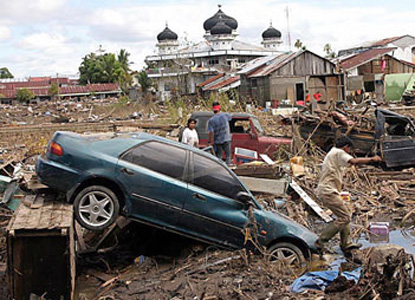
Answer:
[
  {"left": 267, "top": 242, "right": 306, "bottom": 268},
  {"left": 73, "top": 185, "right": 120, "bottom": 231}
]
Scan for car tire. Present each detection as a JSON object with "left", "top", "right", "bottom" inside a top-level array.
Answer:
[
  {"left": 267, "top": 242, "right": 306, "bottom": 267},
  {"left": 73, "top": 185, "right": 120, "bottom": 231}
]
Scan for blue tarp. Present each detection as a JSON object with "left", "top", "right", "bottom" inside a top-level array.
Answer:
[{"left": 290, "top": 267, "right": 362, "bottom": 293}]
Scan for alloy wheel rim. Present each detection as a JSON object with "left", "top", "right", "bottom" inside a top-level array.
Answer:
[
  {"left": 78, "top": 191, "right": 114, "bottom": 227},
  {"left": 269, "top": 247, "right": 300, "bottom": 267}
]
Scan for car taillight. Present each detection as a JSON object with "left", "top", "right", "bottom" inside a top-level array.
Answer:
[{"left": 49, "top": 142, "right": 64, "bottom": 156}]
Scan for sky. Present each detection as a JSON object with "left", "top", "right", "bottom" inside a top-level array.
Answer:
[{"left": 0, "top": 0, "right": 414, "bottom": 78}]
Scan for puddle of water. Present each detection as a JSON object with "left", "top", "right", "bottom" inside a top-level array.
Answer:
[{"left": 358, "top": 227, "right": 415, "bottom": 255}]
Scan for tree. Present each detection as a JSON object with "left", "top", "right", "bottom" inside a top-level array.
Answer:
[
  {"left": 294, "top": 39, "right": 306, "bottom": 50},
  {"left": 97, "top": 53, "right": 124, "bottom": 83},
  {"left": 49, "top": 82, "right": 59, "bottom": 100},
  {"left": 79, "top": 53, "right": 101, "bottom": 84},
  {"left": 16, "top": 88, "right": 35, "bottom": 103},
  {"left": 136, "top": 71, "right": 152, "bottom": 93},
  {"left": 323, "top": 43, "right": 337, "bottom": 59},
  {"left": 117, "top": 49, "right": 131, "bottom": 73},
  {"left": 0, "top": 67, "right": 14, "bottom": 79},
  {"left": 78, "top": 49, "right": 132, "bottom": 88}
]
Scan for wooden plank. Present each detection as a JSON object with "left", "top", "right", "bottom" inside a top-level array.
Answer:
[
  {"left": 290, "top": 179, "right": 333, "bottom": 223},
  {"left": 239, "top": 176, "right": 287, "bottom": 195}
]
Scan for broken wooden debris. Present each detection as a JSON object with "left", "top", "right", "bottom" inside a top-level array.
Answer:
[
  {"left": 290, "top": 179, "right": 333, "bottom": 223},
  {"left": 7, "top": 199, "right": 75, "bottom": 300},
  {"left": 239, "top": 176, "right": 287, "bottom": 195}
]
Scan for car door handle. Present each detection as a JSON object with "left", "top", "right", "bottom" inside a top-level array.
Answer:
[
  {"left": 121, "top": 167, "right": 135, "bottom": 176},
  {"left": 193, "top": 193, "right": 206, "bottom": 201}
]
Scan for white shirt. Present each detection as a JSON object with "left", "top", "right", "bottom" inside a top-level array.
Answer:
[
  {"left": 318, "top": 147, "right": 353, "bottom": 194},
  {"left": 182, "top": 128, "right": 199, "bottom": 147}
]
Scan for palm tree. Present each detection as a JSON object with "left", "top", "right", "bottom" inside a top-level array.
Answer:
[
  {"left": 0, "top": 67, "right": 14, "bottom": 79},
  {"left": 117, "top": 49, "right": 131, "bottom": 73},
  {"left": 136, "top": 71, "right": 152, "bottom": 93},
  {"left": 294, "top": 39, "right": 303, "bottom": 49},
  {"left": 98, "top": 54, "right": 123, "bottom": 83},
  {"left": 323, "top": 43, "right": 337, "bottom": 59}
]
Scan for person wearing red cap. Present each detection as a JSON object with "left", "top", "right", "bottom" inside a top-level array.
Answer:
[{"left": 208, "top": 102, "right": 232, "bottom": 165}]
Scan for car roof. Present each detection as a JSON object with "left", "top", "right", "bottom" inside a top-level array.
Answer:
[
  {"left": 73, "top": 131, "right": 225, "bottom": 162},
  {"left": 191, "top": 111, "right": 257, "bottom": 119}
]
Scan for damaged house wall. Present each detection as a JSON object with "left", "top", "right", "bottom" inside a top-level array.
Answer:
[
  {"left": 341, "top": 50, "right": 415, "bottom": 103},
  {"left": 240, "top": 50, "right": 344, "bottom": 106}
]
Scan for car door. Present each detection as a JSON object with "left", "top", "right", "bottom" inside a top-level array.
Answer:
[
  {"left": 115, "top": 141, "right": 189, "bottom": 228},
  {"left": 230, "top": 118, "right": 254, "bottom": 152},
  {"left": 194, "top": 115, "right": 211, "bottom": 148},
  {"left": 382, "top": 136, "right": 415, "bottom": 168},
  {"left": 180, "top": 152, "right": 251, "bottom": 248}
]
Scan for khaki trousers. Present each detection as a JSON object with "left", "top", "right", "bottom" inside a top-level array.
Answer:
[{"left": 317, "top": 188, "right": 351, "bottom": 229}]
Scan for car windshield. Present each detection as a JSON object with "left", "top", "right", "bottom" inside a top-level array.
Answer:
[{"left": 251, "top": 117, "right": 265, "bottom": 136}]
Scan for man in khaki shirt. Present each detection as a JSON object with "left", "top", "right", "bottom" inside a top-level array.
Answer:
[{"left": 315, "top": 136, "right": 382, "bottom": 253}]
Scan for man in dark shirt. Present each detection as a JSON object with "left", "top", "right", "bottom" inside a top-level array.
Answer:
[{"left": 208, "top": 102, "right": 232, "bottom": 165}]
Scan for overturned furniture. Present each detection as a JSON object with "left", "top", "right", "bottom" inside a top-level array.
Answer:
[{"left": 7, "top": 197, "right": 75, "bottom": 300}]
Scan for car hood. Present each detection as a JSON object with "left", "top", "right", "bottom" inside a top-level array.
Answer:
[
  {"left": 257, "top": 209, "right": 318, "bottom": 250},
  {"left": 258, "top": 136, "right": 292, "bottom": 145}
]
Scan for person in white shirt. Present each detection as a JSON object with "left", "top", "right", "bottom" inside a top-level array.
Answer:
[
  {"left": 181, "top": 118, "right": 199, "bottom": 148},
  {"left": 315, "top": 136, "right": 381, "bottom": 254}
]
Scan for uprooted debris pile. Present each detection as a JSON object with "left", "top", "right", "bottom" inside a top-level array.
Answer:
[
  {"left": 85, "top": 241, "right": 415, "bottom": 300},
  {"left": 93, "top": 249, "right": 298, "bottom": 300},
  {"left": 324, "top": 246, "right": 415, "bottom": 299},
  {"left": 2, "top": 100, "right": 415, "bottom": 298}
]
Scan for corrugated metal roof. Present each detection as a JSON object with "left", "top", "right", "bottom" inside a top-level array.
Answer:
[
  {"left": 247, "top": 52, "right": 298, "bottom": 78},
  {"left": 0, "top": 83, "right": 120, "bottom": 99},
  {"left": 198, "top": 73, "right": 225, "bottom": 87},
  {"left": 237, "top": 55, "right": 281, "bottom": 75},
  {"left": 204, "top": 75, "right": 240, "bottom": 91},
  {"left": 370, "top": 36, "right": 402, "bottom": 47},
  {"left": 339, "top": 47, "right": 396, "bottom": 70},
  {"left": 59, "top": 83, "right": 121, "bottom": 95}
]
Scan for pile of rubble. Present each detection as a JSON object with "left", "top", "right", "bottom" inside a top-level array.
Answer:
[{"left": 1, "top": 100, "right": 415, "bottom": 299}]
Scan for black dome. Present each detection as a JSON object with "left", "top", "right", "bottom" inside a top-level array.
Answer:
[
  {"left": 210, "top": 20, "right": 232, "bottom": 35},
  {"left": 262, "top": 25, "right": 281, "bottom": 39},
  {"left": 157, "top": 26, "right": 178, "bottom": 41},
  {"left": 203, "top": 7, "right": 238, "bottom": 31}
]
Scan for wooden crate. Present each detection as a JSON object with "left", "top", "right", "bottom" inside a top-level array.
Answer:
[{"left": 7, "top": 199, "right": 75, "bottom": 300}]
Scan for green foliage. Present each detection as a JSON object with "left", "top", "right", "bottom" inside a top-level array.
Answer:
[
  {"left": 49, "top": 82, "right": 59, "bottom": 98},
  {"left": 16, "top": 88, "right": 35, "bottom": 103},
  {"left": 118, "top": 95, "right": 130, "bottom": 104},
  {"left": 294, "top": 39, "right": 306, "bottom": 50},
  {"left": 136, "top": 71, "right": 152, "bottom": 93},
  {"left": 0, "top": 67, "right": 13, "bottom": 79},
  {"left": 323, "top": 43, "right": 337, "bottom": 59},
  {"left": 78, "top": 49, "right": 132, "bottom": 89},
  {"left": 117, "top": 49, "right": 131, "bottom": 73}
]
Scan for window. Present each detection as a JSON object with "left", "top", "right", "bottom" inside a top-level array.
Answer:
[
  {"left": 251, "top": 117, "right": 265, "bottom": 136},
  {"left": 230, "top": 119, "right": 251, "bottom": 133},
  {"left": 122, "top": 142, "right": 187, "bottom": 179},
  {"left": 251, "top": 79, "right": 257, "bottom": 87},
  {"left": 208, "top": 59, "right": 219, "bottom": 65},
  {"left": 191, "top": 153, "right": 245, "bottom": 199},
  {"left": 238, "top": 58, "right": 246, "bottom": 64}
]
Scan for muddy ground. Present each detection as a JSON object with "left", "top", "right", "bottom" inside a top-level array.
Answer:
[{"left": 1, "top": 99, "right": 415, "bottom": 299}]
